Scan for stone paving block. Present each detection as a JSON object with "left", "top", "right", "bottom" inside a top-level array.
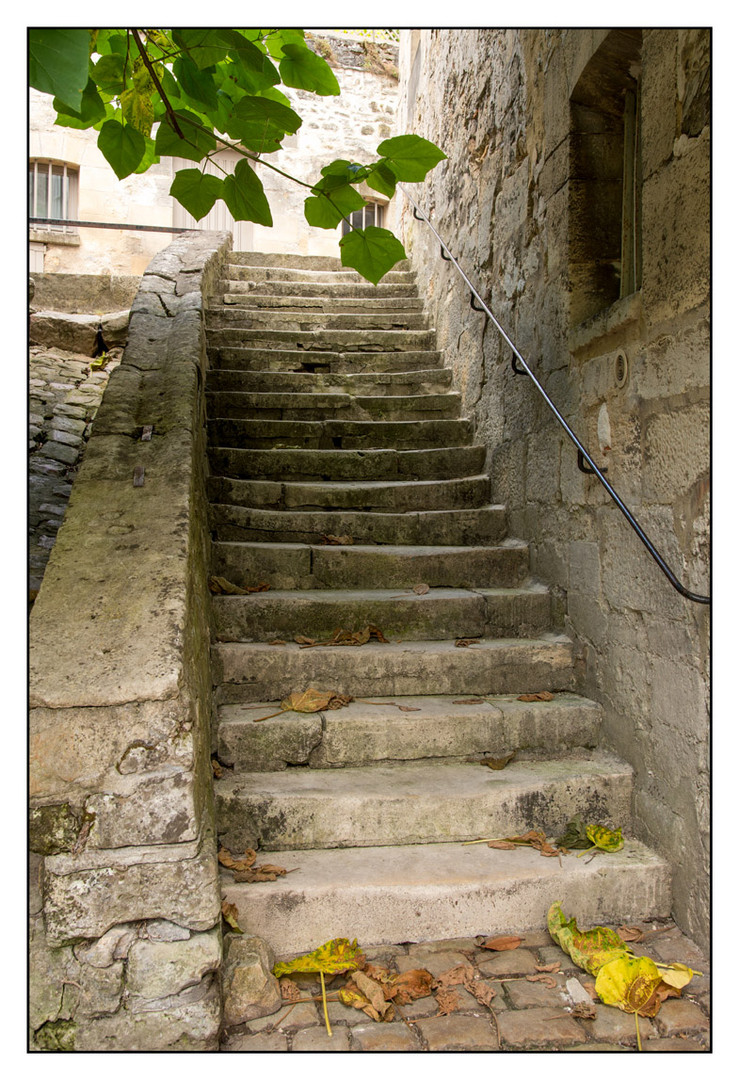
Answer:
[
  {"left": 503, "top": 974, "right": 568, "bottom": 1009},
  {"left": 642, "top": 1037, "right": 708, "bottom": 1051},
  {"left": 415, "top": 1014, "right": 501, "bottom": 1051},
  {"left": 222, "top": 1031, "right": 288, "bottom": 1051},
  {"left": 246, "top": 1001, "right": 319, "bottom": 1032},
  {"left": 350, "top": 1022, "right": 422, "bottom": 1051},
  {"left": 397, "top": 947, "right": 470, "bottom": 977},
  {"left": 477, "top": 949, "right": 540, "bottom": 977},
  {"left": 587, "top": 1003, "right": 656, "bottom": 1045},
  {"left": 496, "top": 1006, "right": 586, "bottom": 1048},
  {"left": 292, "top": 1026, "right": 351, "bottom": 1051},
  {"left": 535, "top": 945, "right": 580, "bottom": 971},
  {"left": 654, "top": 998, "right": 710, "bottom": 1036}
]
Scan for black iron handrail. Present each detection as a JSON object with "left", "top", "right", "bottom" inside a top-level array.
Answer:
[
  {"left": 29, "top": 217, "right": 198, "bottom": 234},
  {"left": 400, "top": 185, "right": 710, "bottom": 605}
]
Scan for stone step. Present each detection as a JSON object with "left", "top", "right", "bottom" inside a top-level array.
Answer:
[
  {"left": 206, "top": 475, "right": 490, "bottom": 514},
  {"left": 219, "top": 293, "right": 425, "bottom": 313},
  {"left": 210, "top": 505, "right": 507, "bottom": 546},
  {"left": 206, "top": 327, "right": 436, "bottom": 352},
  {"left": 220, "top": 838, "right": 672, "bottom": 955},
  {"left": 212, "top": 583, "right": 552, "bottom": 644},
  {"left": 228, "top": 252, "right": 412, "bottom": 272},
  {"left": 217, "top": 691, "right": 598, "bottom": 772},
  {"left": 206, "top": 444, "right": 483, "bottom": 482},
  {"left": 206, "top": 308, "right": 429, "bottom": 331},
  {"left": 206, "top": 348, "right": 444, "bottom": 373},
  {"left": 224, "top": 265, "right": 415, "bottom": 285},
  {"left": 204, "top": 390, "right": 461, "bottom": 422},
  {"left": 202, "top": 417, "right": 474, "bottom": 450},
  {"left": 211, "top": 634, "right": 575, "bottom": 704},
  {"left": 210, "top": 540, "right": 528, "bottom": 590},
  {"left": 206, "top": 367, "right": 452, "bottom": 396},
  {"left": 218, "top": 279, "right": 420, "bottom": 299},
  {"left": 215, "top": 751, "right": 631, "bottom": 851}
]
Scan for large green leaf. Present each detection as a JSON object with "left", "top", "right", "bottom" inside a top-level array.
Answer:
[
  {"left": 91, "top": 54, "right": 126, "bottom": 95},
  {"left": 170, "top": 169, "right": 224, "bottom": 220},
  {"left": 97, "top": 118, "right": 146, "bottom": 179},
  {"left": 172, "top": 56, "right": 219, "bottom": 110},
  {"left": 172, "top": 28, "right": 234, "bottom": 69},
  {"left": 366, "top": 161, "right": 398, "bottom": 198},
  {"left": 377, "top": 134, "right": 447, "bottom": 182},
  {"left": 263, "top": 28, "right": 306, "bottom": 59},
  {"left": 29, "top": 28, "right": 90, "bottom": 110},
  {"left": 222, "top": 158, "right": 273, "bottom": 226},
  {"left": 154, "top": 110, "right": 217, "bottom": 162},
  {"left": 225, "top": 95, "right": 302, "bottom": 153},
  {"left": 279, "top": 43, "right": 340, "bottom": 95},
  {"left": 339, "top": 226, "right": 406, "bottom": 285},
  {"left": 53, "top": 79, "right": 106, "bottom": 129},
  {"left": 305, "top": 181, "right": 365, "bottom": 230}
]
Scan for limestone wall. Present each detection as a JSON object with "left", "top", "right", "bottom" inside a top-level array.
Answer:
[
  {"left": 29, "top": 231, "right": 232, "bottom": 1050},
  {"left": 397, "top": 29, "right": 710, "bottom": 948}
]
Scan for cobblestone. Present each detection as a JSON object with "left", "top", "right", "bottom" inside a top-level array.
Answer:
[{"left": 219, "top": 923, "right": 710, "bottom": 1052}]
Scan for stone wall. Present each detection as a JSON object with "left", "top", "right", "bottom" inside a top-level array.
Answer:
[
  {"left": 29, "top": 231, "right": 232, "bottom": 1050},
  {"left": 397, "top": 29, "right": 710, "bottom": 948}
]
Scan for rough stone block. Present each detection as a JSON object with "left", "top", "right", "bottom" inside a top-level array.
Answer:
[
  {"left": 127, "top": 927, "right": 220, "bottom": 1002},
  {"left": 222, "top": 935, "right": 282, "bottom": 1027}
]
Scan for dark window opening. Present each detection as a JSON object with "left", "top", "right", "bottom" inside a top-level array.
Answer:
[{"left": 341, "top": 202, "right": 384, "bottom": 236}]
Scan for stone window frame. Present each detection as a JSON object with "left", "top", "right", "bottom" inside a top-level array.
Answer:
[
  {"left": 567, "top": 30, "right": 643, "bottom": 330},
  {"left": 29, "top": 158, "right": 80, "bottom": 244}
]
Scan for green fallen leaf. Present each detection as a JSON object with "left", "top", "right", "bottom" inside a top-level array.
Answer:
[{"left": 547, "top": 902, "right": 632, "bottom": 977}]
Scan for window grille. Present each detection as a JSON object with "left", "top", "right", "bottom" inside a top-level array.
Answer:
[
  {"left": 29, "top": 160, "right": 79, "bottom": 233},
  {"left": 341, "top": 202, "right": 384, "bottom": 236}
]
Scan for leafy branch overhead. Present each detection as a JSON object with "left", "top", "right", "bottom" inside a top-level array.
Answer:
[{"left": 29, "top": 28, "right": 446, "bottom": 284}]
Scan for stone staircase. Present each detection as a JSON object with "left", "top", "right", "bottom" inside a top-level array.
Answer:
[{"left": 205, "top": 252, "right": 671, "bottom": 956}]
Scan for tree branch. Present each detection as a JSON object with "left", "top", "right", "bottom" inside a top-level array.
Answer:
[{"left": 130, "top": 28, "right": 185, "bottom": 138}]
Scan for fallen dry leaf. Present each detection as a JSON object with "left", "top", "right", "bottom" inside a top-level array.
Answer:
[
  {"left": 221, "top": 901, "right": 243, "bottom": 933},
  {"left": 294, "top": 635, "right": 317, "bottom": 645},
  {"left": 517, "top": 691, "right": 554, "bottom": 702},
  {"left": 413, "top": 583, "right": 430, "bottom": 595},
  {"left": 435, "top": 988, "right": 461, "bottom": 1015},
  {"left": 297, "top": 625, "right": 389, "bottom": 648},
  {"left": 211, "top": 757, "right": 224, "bottom": 778},
  {"left": 435, "top": 963, "right": 476, "bottom": 989},
  {"left": 536, "top": 962, "right": 561, "bottom": 973},
  {"left": 617, "top": 925, "right": 645, "bottom": 942},
  {"left": 488, "top": 839, "right": 518, "bottom": 850},
  {"left": 526, "top": 973, "right": 558, "bottom": 988},
  {"left": 269, "top": 639, "right": 287, "bottom": 646},
  {"left": 208, "top": 576, "right": 270, "bottom": 594},
  {"left": 320, "top": 534, "right": 354, "bottom": 545},
  {"left": 233, "top": 863, "right": 288, "bottom": 883},
  {"left": 279, "top": 978, "right": 302, "bottom": 1002},
  {"left": 385, "top": 968, "right": 434, "bottom": 1004},
  {"left": 455, "top": 637, "right": 481, "bottom": 647},
  {"left": 218, "top": 847, "right": 257, "bottom": 873},
  {"left": 472, "top": 751, "right": 516, "bottom": 771},
  {"left": 469, "top": 980, "right": 497, "bottom": 1007},
  {"left": 352, "top": 971, "right": 394, "bottom": 1019},
  {"left": 453, "top": 698, "right": 486, "bottom": 704},
  {"left": 572, "top": 1001, "right": 597, "bottom": 1019},
  {"left": 481, "top": 935, "right": 522, "bottom": 952},
  {"left": 397, "top": 705, "right": 422, "bottom": 712},
  {"left": 583, "top": 982, "right": 599, "bottom": 1001}
]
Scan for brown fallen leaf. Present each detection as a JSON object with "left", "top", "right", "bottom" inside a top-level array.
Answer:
[
  {"left": 488, "top": 839, "right": 518, "bottom": 850},
  {"left": 455, "top": 637, "right": 481, "bottom": 647},
  {"left": 617, "top": 925, "right": 645, "bottom": 942},
  {"left": 294, "top": 635, "right": 317, "bottom": 646},
  {"left": 208, "top": 576, "right": 270, "bottom": 595},
  {"left": 254, "top": 688, "right": 354, "bottom": 722},
  {"left": 517, "top": 691, "right": 554, "bottom": 702},
  {"left": 221, "top": 901, "right": 243, "bottom": 933},
  {"left": 384, "top": 968, "right": 434, "bottom": 1004},
  {"left": 211, "top": 757, "right": 224, "bottom": 778},
  {"left": 233, "top": 863, "right": 288, "bottom": 883},
  {"left": 572, "top": 1001, "right": 597, "bottom": 1019},
  {"left": 583, "top": 982, "right": 598, "bottom": 1001},
  {"left": 469, "top": 980, "right": 497, "bottom": 1007},
  {"left": 453, "top": 698, "right": 486, "bottom": 704},
  {"left": 435, "top": 963, "right": 476, "bottom": 990},
  {"left": 470, "top": 751, "right": 516, "bottom": 771},
  {"left": 218, "top": 846, "right": 257, "bottom": 873},
  {"left": 505, "top": 830, "right": 559, "bottom": 857},
  {"left": 269, "top": 639, "right": 287, "bottom": 646},
  {"left": 536, "top": 962, "right": 561, "bottom": 973},
  {"left": 279, "top": 977, "right": 302, "bottom": 1002},
  {"left": 481, "top": 935, "right": 522, "bottom": 952},
  {"left": 526, "top": 973, "right": 558, "bottom": 988},
  {"left": 320, "top": 534, "right": 354, "bottom": 545},
  {"left": 413, "top": 583, "right": 430, "bottom": 595},
  {"left": 397, "top": 705, "right": 422, "bottom": 712},
  {"left": 435, "top": 988, "right": 461, "bottom": 1015}
]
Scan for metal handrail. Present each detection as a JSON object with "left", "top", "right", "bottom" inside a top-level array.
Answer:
[{"left": 400, "top": 185, "right": 710, "bottom": 605}]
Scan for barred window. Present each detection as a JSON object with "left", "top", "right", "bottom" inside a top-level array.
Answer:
[
  {"left": 29, "top": 160, "right": 79, "bottom": 232},
  {"left": 341, "top": 202, "right": 384, "bottom": 236}
]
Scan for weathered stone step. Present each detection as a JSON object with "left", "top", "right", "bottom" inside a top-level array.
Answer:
[
  {"left": 220, "top": 839, "right": 672, "bottom": 954},
  {"left": 217, "top": 691, "right": 598, "bottom": 771},
  {"left": 215, "top": 751, "right": 630, "bottom": 851},
  {"left": 205, "top": 390, "right": 460, "bottom": 422},
  {"left": 206, "top": 348, "right": 444, "bottom": 373},
  {"left": 219, "top": 293, "right": 425, "bottom": 313},
  {"left": 210, "top": 505, "right": 507, "bottom": 546},
  {"left": 210, "top": 539, "right": 528, "bottom": 590},
  {"left": 206, "top": 327, "right": 436, "bottom": 352},
  {"left": 207, "top": 367, "right": 452, "bottom": 396},
  {"left": 212, "top": 583, "right": 552, "bottom": 644},
  {"left": 224, "top": 265, "right": 415, "bottom": 285},
  {"left": 228, "top": 252, "right": 412, "bottom": 272},
  {"left": 218, "top": 279, "right": 420, "bottom": 299},
  {"left": 205, "top": 308, "right": 429, "bottom": 332},
  {"left": 211, "top": 634, "right": 574, "bottom": 704},
  {"left": 205, "top": 474, "right": 490, "bottom": 513},
  {"left": 206, "top": 444, "right": 482, "bottom": 482},
  {"left": 202, "top": 417, "right": 473, "bottom": 450}
]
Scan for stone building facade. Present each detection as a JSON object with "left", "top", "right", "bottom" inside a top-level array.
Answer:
[
  {"left": 397, "top": 28, "right": 710, "bottom": 948},
  {"left": 29, "top": 33, "right": 400, "bottom": 275}
]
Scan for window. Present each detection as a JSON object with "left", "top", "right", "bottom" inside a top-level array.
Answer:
[
  {"left": 568, "top": 31, "right": 642, "bottom": 326},
  {"left": 341, "top": 202, "right": 384, "bottom": 236},
  {"left": 29, "top": 160, "right": 79, "bottom": 232}
]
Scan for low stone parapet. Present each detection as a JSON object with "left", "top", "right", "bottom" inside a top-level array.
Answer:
[{"left": 29, "top": 231, "right": 232, "bottom": 1051}]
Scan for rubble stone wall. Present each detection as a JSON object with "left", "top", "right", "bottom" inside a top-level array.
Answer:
[
  {"left": 397, "top": 28, "right": 710, "bottom": 948},
  {"left": 29, "top": 231, "right": 232, "bottom": 1050}
]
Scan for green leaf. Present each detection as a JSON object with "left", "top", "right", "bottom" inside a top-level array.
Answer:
[
  {"left": 273, "top": 938, "right": 363, "bottom": 978},
  {"left": 91, "top": 54, "right": 126, "bottom": 95},
  {"left": 97, "top": 118, "right": 146, "bottom": 179},
  {"left": 53, "top": 78, "right": 106, "bottom": 129},
  {"left": 222, "top": 158, "right": 273, "bottom": 226},
  {"left": 172, "top": 28, "right": 234, "bottom": 69},
  {"left": 279, "top": 43, "right": 340, "bottom": 96},
  {"left": 120, "top": 78, "right": 155, "bottom": 138},
  {"left": 320, "top": 159, "right": 370, "bottom": 182},
  {"left": 154, "top": 110, "right": 217, "bottom": 163},
  {"left": 172, "top": 56, "right": 219, "bottom": 110},
  {"left": 263, "top": 28, "right": 306, "bottom": 60},
  {"left": 225, "top": 95, "right": 302, "bottom": 153},
  {"left": 305, "top": 180, "right": 366, "bottom": 229},
  {"left": 585, "top": 824, "right": 624, "bottom": 853},
  {"left": 29, "top": 29, "right": 90, "bottom": 110},
  {"left": 171, "top": 169, "right": 224, "bottom": 219},
  {"left": 133, "top": 138, "right": 160, "bottom": 174},
  {"left": 366, "top": 160, "right": 398, "bottom": 198},
  {"left": 547, "top": 902, "right": 633, "bottom": 977},
  {"left": 377, "top": 134, "right": 447, "bottom": 182},
  {"left": 339, "top": 226, "right": 406, "bottom": 285}
]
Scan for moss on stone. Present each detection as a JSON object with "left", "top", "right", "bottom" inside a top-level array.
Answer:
[
  {"left": 29, "top": 803, "right": 81, "bottom": 855},
  {"left": 34, "top": 1018, "right": 77, "bottom": 1051}
]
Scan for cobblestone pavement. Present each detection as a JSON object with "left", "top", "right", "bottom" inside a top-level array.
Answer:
[{"left": 221, "top": 920, "right": 710, "bottom": 1053}]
